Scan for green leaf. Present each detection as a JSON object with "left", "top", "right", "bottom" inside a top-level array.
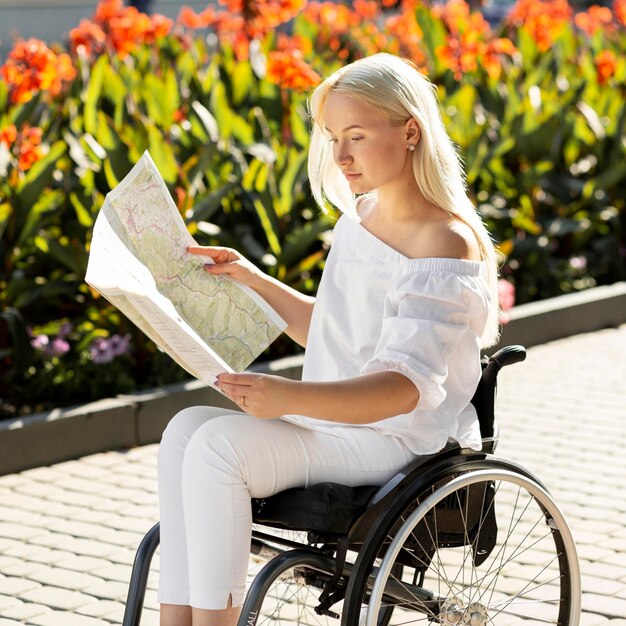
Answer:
[
  {"left": 0, "top": 80, "right": 8, "bottom": 114},
  {"left": 147, "top": 125, "right": 178, "bottom": 184},
  {"left": 279, "top": 218, "right": 332, "bottom": 269},
  {"left": 35, "top": 236, "right": 84, "bottom": 274},
  {"left": 253, "top": 197, "right": 281, "bottom": 257},
  {"left": 102, "top": 64, "right": 127, "bottom": 129},
  {"left": 16, "top": 141, "right": 67, "bottom": 212},
  {"left": 70, "top": 192, "right": 93, "bottom": 228},
  {"left": 17, "top": 189, "right": 63, "bottom": 248},
  {"left": 143, "top": 69, "right": 180, "bottom": 131},
  {"left": 0, "top": 307, "right": 33, "bottom": 367},
  {"left": 84, "top": 55, "right": 108, "bottom": 135}
]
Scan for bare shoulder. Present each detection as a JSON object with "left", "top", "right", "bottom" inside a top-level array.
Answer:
[{"left": 405, "top": 216, "right": 482, "bottom": 261}]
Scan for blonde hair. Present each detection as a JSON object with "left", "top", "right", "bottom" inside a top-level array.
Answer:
[{"left": 308, "top": 53, "right": 500, "bottom": 347}]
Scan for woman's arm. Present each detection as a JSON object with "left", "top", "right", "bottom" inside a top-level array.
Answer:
[
  {"left": 189, "top": 245, "right": 314, "bottom": 347},
  {"left": 216, "top": 371, "right": 420, "bottom": 423}
]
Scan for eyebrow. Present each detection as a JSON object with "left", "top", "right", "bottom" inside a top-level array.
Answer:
[{"left": 324, "top": 124, "right": 365, "bottom": 133}]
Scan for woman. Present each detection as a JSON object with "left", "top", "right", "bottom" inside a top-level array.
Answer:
[{"left": 157, "top": 52, "right": 499, "bottom": 626}]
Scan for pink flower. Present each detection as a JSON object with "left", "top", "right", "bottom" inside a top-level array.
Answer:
[{"left": 498, "top": 279, "right": 516, "bottom": 324}]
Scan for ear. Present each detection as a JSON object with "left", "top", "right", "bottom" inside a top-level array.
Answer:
[{"left": 405, "top": 117, "right": 420, "bottom": 146}]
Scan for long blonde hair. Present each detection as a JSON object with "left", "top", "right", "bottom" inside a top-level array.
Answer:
[{"left": 308, "top": 53, "right": 500, "bottom": 347}]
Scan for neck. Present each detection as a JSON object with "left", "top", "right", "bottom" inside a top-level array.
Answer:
[{"left": 374, "top": 177, "right": 438, "bottom": 221}]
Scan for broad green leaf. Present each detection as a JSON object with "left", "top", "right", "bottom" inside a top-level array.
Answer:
[
  {"left": 84, "top": 55, "right": 108, "bottom": 135},
  {"left": 16, "top": 141, "right": 67, "bottom": 212},
  {"left": 70, "top": 192, "right": 93, "bottom": 228},
  {"left": 253, "top": 197, "right": 281, "bottom": 257},
  {"left": 147, "top": 125, "right": 178, "bottom": 184},
  {"left": 280, "top": 218, "right": 333, "bottom": 269},
  {"left": 17, "top": 189, "right": 63, "bottom": 248}
]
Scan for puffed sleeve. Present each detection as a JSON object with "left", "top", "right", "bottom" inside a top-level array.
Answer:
[{"left": 361, "top": 268, "right": 490, "bottom": 412}]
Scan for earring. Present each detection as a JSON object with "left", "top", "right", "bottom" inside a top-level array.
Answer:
[{"left": 408, "top": 144, "right": 416, "bottom": 151}]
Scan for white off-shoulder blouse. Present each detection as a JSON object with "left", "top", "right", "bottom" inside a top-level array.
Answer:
[{"left": 280, "top": 212, "right": 492, "bottom": 455}]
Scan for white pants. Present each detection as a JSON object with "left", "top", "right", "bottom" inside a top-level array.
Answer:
[{"left": 157, "top": 406, "right": 417, "bottom": 610}]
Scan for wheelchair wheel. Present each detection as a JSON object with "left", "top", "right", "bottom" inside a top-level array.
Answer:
[
  {"left": 240, "top": 545, "right": 397, "bottom": 626},
  {"left": 240, "top": 547, "right": 340, "bottom": 626},
  {"left": 345, "top": 464, "right": 581, "bottom": 626}
]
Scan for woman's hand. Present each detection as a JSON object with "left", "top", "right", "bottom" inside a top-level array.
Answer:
[
  {"left": 188, "top": 245, "right": 263, "bottom": 289},
  {"left": 216, "top": 372, "right": 296, "bottom": 419}
]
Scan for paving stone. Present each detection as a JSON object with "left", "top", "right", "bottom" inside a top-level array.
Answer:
[
  {"left": 26, "top": 567, "right": 106, "bottom": 591},
  {"left": 54, "top": 556, "right": 111, "bottom": 574},
  {"left": 0, "top": 576, "right": 41, "bottom": 596},
  {"left": 0, "top": 601, "right": 51, "bottom": 620},
  {"left": 19, "top": 586, "right": 96, "bottom": 611},
  {"left": 90, "top": 563, "right": 132, "bottom": 584},
  {"left": 28, "top": 609, "right": 110, "bottom": 625},
  {"left": 583, "top": 594, "right": 626, "bottom": 618},
  {"left": 0, "top": 596, "right": 21, "bottom": 611},
  {"left": 82, "top": 580, "right": 129, "bottom": 602},
  {"left": 75, "top": 599, "right": 125, "bottom": 619}
]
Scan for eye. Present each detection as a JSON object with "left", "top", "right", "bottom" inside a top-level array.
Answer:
[
  {"left": 328, "top": 137, "right": 337, "bottom": 144},
  {"left": 351, "top": 136, "right": 364, "bottom": 142}
]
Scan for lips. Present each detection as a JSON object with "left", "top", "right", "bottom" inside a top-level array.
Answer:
[{"left": 343, "top": 172, "right": 361, "bottom": 181}]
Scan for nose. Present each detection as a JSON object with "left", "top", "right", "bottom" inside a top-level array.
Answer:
[{"left": 334, "top": 140, "right": 353, "bottom": 167}]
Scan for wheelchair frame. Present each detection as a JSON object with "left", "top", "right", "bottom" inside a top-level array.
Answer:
[{"left": 122, "top": 346, "right": 582, "bottom": 626}]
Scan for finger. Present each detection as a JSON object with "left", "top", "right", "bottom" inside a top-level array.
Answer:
[
  {"left": 187, "top": 245, "right": 231, "bottom": 261},
  {"left": 203, "top": 262, "right": 238, "bottom": 275},
  {"left": 218, "top": 373, "right": 257, "bottom": 385},
  {"left": 218, "top": 381, "right": 252, "bottom": 396}
]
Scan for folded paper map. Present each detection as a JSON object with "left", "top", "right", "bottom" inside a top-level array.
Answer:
[{"left": 85, "top": 151, "right": 286, "bottom": 385}]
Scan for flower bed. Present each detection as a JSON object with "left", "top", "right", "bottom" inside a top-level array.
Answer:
[{"left": 0, "top": 0, "right": 624, "bottom": 417}]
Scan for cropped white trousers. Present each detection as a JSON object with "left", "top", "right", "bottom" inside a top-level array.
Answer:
[{"left": 157, "top": 406, "right": 417, "bottom": 610}]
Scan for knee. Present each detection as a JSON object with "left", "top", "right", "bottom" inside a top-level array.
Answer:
[{"left": 182, "top": 416, "right": 247, "bottom": 485}]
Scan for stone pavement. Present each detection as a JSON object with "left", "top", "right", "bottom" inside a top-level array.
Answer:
[{"left": 1, "top": 325, "right": 625, "bottom": 626}]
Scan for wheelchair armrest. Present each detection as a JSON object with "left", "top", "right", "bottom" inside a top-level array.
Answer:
[{"left": 488, "top": 345, "right": 526, "bottom": 371}]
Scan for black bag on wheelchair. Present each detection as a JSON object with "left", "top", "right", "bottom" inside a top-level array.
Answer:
[{"left": 251, "top": 482, "right": 379, "bottom": 534}]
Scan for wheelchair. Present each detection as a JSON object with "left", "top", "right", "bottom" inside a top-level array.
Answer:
[{"left": 123, "top": 345, "right": 581, "bottom": 626}]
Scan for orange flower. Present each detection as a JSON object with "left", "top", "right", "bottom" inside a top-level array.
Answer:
[
  {"left": 3, "top": 125, "right": 46, "bottom": 172},
  {"left": 304, "top": 2, "right": 360, "bottom": 33},
  {"left": 71, "top": 0, "right": 172, "bottom": 59},
  {"left": 266, "top": 49, "right": 321, "bottom": 91},
  {"left": 615, "top": 0, "right": 626, "bottom": 25},
  {"left": 179, "top": 6, "right": 212, "bottom": 29},
  {"left": 595, "top": 49, "right": 617, "bottom": 84},
  {"left": 432, "top": 0, "right": 516, "bottom": 79},
  {"left": 385, "top": 9, "right": 426, "bottom": 64},
  {"left": 353, "top": 0, "right": 380, "bottom": 20},
  {"left": 0, "top": 124, "right": 18, "bottom": 148},
  {"left": 0, "top": 38, "right": 76, "bottom": 104},
  {"left": 508, "top": 0, "right": 572, "bottom": 51},
  {"left": 69, "top": 19, "right": 107, "bottom": 56},
  {"left": 575, "top": 5, "right": 613, "bottom": 36}
]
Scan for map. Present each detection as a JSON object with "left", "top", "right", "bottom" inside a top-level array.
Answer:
[{"left": 85, "top": 152, "right": 286, "bottom": 383}]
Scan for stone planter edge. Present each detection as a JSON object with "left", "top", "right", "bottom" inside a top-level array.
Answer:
[{"left": 1, "top": 281, "right": 625, "bottom": 476}]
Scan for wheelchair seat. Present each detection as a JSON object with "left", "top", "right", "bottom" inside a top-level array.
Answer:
[{"left": 250, "top": 345, "right": 525, "bottom": 536}]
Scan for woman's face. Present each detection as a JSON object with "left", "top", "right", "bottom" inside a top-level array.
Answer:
[{"left": 322, "top": 91, "right": 414, "bottom": 196}]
